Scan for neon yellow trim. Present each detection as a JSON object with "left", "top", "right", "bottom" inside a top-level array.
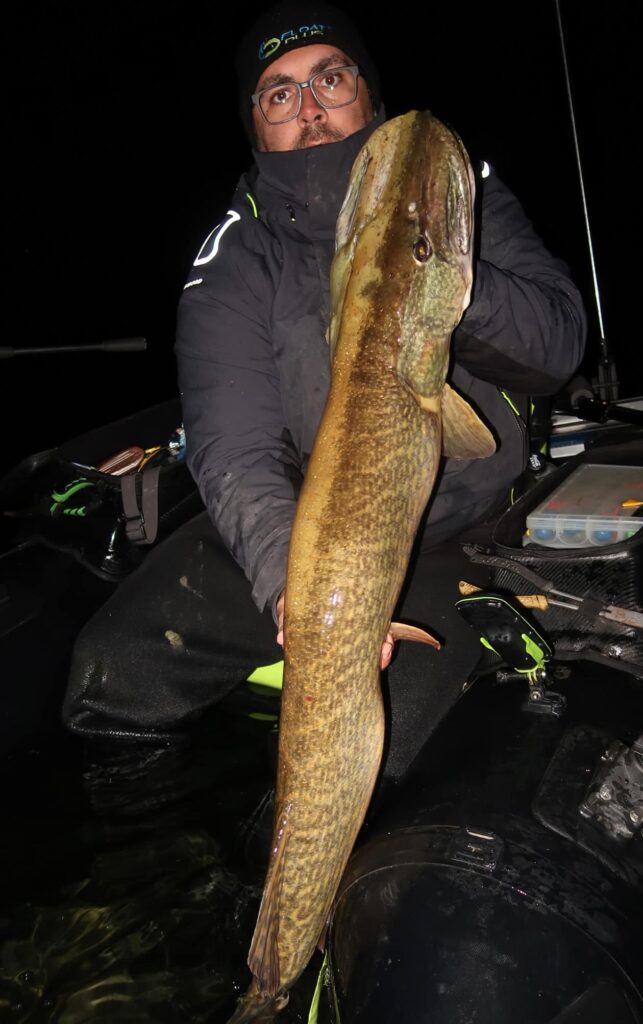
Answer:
[
  {"left": 51, "top": 479, "right": 93, "bottom": 504},
  {"left": 480, "top": 636, "right": 499, "bottom": 656},
  {"left": 249, "top": 712, "right": 280, "bottom": 722},
  {"left": 247, "top": 660, "right": 284, "bottom": 690},
  {"left": 50, "top": 479, "right": 94, "bottom": 514},
  {"left": 245, "top": 192, "right": 259, "bottom": 218},
  {"left": 530, "top": 400, "right": 535, "bottom": 414},
  {"left": 308, "top": 952, "right": 328, "bottom": 1024},
  {"left": 500, "top": 389, "right": 521, "bottom": 418},
  {"left": 521, "top": 632, "right": 545, "bottom": 669}
]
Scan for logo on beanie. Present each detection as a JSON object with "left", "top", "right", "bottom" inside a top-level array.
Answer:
[{"left": 258, "top": 23, "right": 332, "bottom": 61}]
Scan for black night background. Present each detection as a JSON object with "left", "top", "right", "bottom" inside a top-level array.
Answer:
[
  {"left": 2, "top": 7, "right": 642, "bottom": 1020},
  {"left": 4, "top": 1, "right": 636, "bottom": 476}
]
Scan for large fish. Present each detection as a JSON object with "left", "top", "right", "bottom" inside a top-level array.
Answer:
[{"left": 227, "top": 110, "right": 495, "bottom": 1023}]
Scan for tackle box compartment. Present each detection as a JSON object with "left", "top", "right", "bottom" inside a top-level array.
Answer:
[{"left": 525, "top": 463, "right": 643, "bottom": 549}]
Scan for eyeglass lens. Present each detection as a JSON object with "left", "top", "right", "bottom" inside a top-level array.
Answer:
[{"left": 259, "top": 67, "right": 357, "bottom": 124}]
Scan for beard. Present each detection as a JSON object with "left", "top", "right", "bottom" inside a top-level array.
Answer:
[{"left": 295, "top": 123, "right": 346, "bottom": 149}]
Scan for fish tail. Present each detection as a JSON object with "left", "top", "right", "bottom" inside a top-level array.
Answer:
[
  {"left": 225, "top": 978, "right": 289, "bottom": 1023},
  {"left": 247, "top": 800, "right": 291, "bottom": 995}
]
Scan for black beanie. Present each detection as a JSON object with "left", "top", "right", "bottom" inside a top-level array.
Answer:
[{"left": 235, "top": 2, "right": 381, "bottom": 141}]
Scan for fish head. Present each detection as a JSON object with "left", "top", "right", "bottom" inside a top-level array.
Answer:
[{"left": 330, "top": 111, "right": 476, "bottom": 402}]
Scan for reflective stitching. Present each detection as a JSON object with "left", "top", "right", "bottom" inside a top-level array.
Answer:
[{"left": 193, "top": 210, "right": 241, "bottom": 266}]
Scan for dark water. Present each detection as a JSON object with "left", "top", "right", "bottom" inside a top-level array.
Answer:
[
  {"left": 0, "top": 721, "right": 322, "bottom": 1022},
  {"left": 3, "top": 655, "right": 643, "bottom": 1021}
]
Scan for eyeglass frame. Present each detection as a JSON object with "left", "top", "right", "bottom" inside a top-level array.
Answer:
[{"left": 251, "top": 64, "right": 360, "bottom": 125}]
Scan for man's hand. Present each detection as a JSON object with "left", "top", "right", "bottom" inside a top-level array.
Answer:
[
  {"left": 275, "top": 591, "right": 395, "bottom": 669},
  {"left": 276, "top": 592, "right": 285, "bottom": 648}
]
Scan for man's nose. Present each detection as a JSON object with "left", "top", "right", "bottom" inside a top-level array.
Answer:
[{"left": 298, "top": 86, "right": 327, "bottom": 123}]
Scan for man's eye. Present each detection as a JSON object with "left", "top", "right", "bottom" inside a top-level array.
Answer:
[
  {"left": 319, "top": 72, "right": 341, "bottom": 90},
  {"left": 268, "top": 86, "right": 293, "bottom": 106}
]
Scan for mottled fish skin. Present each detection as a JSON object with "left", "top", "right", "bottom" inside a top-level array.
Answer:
[{"left": 227, "top": 111, "right": 495, "bottom": 1024}]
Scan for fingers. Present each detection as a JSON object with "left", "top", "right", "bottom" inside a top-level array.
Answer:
[
  {"left": 276, "top": 592, "right": 285, "bottom": 647},
  {"left": 275, "top": 594, "right": 397, "bottom": 664}
]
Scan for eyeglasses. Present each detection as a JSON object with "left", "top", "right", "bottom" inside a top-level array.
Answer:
[{"left": 252, "top": 65, "right": 360, "bottom": 125}]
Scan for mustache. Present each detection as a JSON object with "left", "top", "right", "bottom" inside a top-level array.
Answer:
[{"left": 295, "top": 124, "right": 346, "bottom": 149}]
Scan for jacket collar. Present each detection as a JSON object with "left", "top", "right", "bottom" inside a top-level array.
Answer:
[{"left": 246, "top": 106, "right": 386, "bottom": 237}]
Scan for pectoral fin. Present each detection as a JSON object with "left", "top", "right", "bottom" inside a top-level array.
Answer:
[
  {"left": 248, "top": 802, "right": 291, "bottom": 998},
  {"left": 391, "top": 622, "right": 441, "bottom": 650},
  {"left": 441, "top": 383, "right": 496, "bottom": 459}
]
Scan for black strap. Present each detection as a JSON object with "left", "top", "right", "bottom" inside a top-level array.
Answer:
[
  {"left": 121, "top": 467, "right": 161, "bottom": 545},
  {"left": 463, "top": 543, "right": 559, "bottom": 593}
]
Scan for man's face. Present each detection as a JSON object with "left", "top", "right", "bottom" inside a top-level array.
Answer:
[{"left": 252, "top": 44, "right": 375, "bottom": 153}]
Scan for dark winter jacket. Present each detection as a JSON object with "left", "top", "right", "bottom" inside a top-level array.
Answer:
[{"left": 175, "top": 111, "right": 586, "bottom": 616}]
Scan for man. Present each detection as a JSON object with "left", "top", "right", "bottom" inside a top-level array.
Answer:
[{"left": 64, "top": 3, "right": 586, "bottom": 778}]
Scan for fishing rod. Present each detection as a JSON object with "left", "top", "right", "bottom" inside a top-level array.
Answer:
[
  {"left": 554, "top": 0, "right": 618, "bottom": 404},
  {"left": 0, "top": 338, "right": 147, "bottom": 359}
]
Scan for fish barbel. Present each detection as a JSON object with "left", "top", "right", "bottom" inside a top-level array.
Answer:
[{"left": 227, "top": 110, "right": 495, "bottom": 1022}]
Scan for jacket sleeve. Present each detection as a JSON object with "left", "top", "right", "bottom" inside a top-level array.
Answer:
[
  {"left": 453, "top": 169, "right": 587, "bottom": 396},
  {"left": 175, "top": 220, "right": 298, "bottom": 616}
]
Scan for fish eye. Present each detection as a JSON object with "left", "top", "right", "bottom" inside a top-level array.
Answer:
[{"left": 413, "top": 237, "right": 431, "bottom": 263}]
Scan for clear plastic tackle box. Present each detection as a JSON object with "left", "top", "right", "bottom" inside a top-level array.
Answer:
[{"left": 525, "top": 463, "right": 643, "bottom": 548}]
